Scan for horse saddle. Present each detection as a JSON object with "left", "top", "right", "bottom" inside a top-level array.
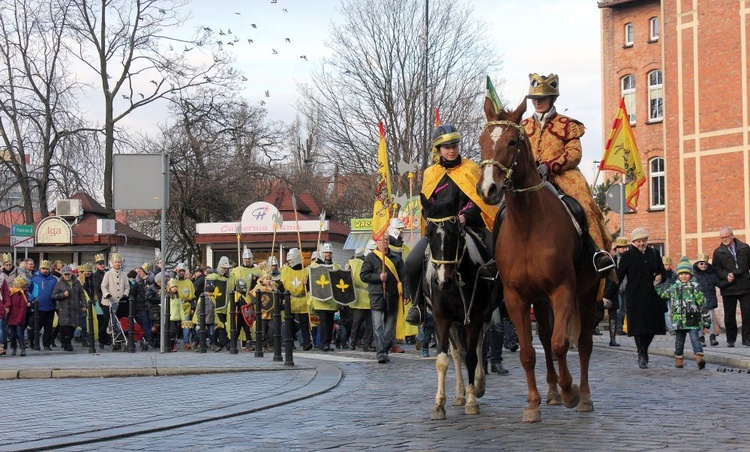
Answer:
[{"left": 557, "top": 193, "right": 588, "bottom": 237}]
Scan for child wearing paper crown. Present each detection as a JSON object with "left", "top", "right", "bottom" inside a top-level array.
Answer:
[{"left": 654, "top": 256, "right": 707, "bottom": 369}]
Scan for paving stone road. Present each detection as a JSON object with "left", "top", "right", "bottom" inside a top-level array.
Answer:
[{"left": 4, "top": 334, "right": 750, "bottom": 451}]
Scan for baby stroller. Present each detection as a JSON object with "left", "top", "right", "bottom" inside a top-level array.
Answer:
[
  {"left": 120, "top": 317, "right": 149, "bottom": 351},
  {"left": 107, "top": 308, "right": 129, "bottom": 351}
]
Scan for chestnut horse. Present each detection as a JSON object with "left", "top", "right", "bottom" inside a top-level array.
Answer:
[
  {"left": 420, "top": 193, "right": 490, "bottom": 420},
  {"left": 475, "top": 98, "right": 599, "bottom": 423}
]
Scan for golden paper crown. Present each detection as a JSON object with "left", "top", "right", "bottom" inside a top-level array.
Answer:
[
  {"left": 2, "top": 253, "right": 11, "bottom": 263},
  {"left": 528, "top": 73, "right": 560, "bottom": 98},
  {"left": 79, "top": 263, "right": 93, "bottom": 272},
  {"left": 94, "top": 253, "right": 106, "bottom": 263},
  {"left": 696, "top": 253, "right": 710, "bottom": 262},
  {"left": 110, "top": 253, "right": 122, "bottom": 263},
  {"left": 662, "top": 256, "right": 672, "bottom": 265},
  {"left": 614, "top": 237, "right": 629, "bottom": 247},
  {"left": 40, "top": 260, "right": 51, "bottom": 269},
  {"left": 141, "top": 262, "right": 152, "bottom": 272}
]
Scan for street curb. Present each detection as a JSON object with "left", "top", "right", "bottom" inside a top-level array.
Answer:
[
  {"left": 0, "top": 365, "right": 313, "bottom": 380},
  {"left": 594, "top": 342, "right": 750, "bottom": 370},
  {"left": 4, "top": 361, "right": 342, "bottom": 451}
]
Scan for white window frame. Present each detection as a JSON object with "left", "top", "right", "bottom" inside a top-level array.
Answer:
[
  {"left": 649, "top": 157, "right": 665, "bottom": 210},
  {"left": 624, "top": 22, "right": 634, "bottom": 47},
  {"left": 621, "top": 75, "right": 636, "bottom": 125},
  {"left": 648, "top": 70, "right": 663, "bottom": 122},
  {"left": 649, "top": 17, "right": 659, "bottom": 41}
]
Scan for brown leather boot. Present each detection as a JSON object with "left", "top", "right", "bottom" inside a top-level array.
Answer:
[
  {"left": 674, "top": 355, "right": 684, "bottom": 368},
  {"left": 695, "top": 353, "right": 706, "bottom": 369}
]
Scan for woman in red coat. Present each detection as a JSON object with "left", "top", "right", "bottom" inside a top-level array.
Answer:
[{"left": 7, "top": 276, "right": 30, "bottom": 356}]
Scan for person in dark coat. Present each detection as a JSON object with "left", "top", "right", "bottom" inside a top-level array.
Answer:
[
  {"left": 604, "top": 227, "right": 667, "bottom": 369},
  {"left": 693, "top": 253, "right": 728, "bottom": 347},
  {"left": 360, "top": 235, "right": 410, "bottom": 363},
  {"left": 711, "top": 227, "right": 750, "bottom": 347},
  {"left": 51, "top": 266, "right": 85, "bottom": 351}
]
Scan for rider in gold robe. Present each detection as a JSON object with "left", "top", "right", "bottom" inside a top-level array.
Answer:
[{"left": 522, "top": 73, "right": 614, "bottom": 274}]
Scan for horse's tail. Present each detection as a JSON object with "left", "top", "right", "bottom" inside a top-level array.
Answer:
[{"left": 567, "top": 298, "right": 581, "bottom": 348}]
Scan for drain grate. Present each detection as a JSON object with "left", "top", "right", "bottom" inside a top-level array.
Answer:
[{"left": 716, "top": 367, "right": 749, "bottom": 373}]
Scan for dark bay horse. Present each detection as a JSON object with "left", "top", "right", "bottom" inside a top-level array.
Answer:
[
  {"left": 475, "top": 97, "right": 600, "bottom": 423},
  {"left": 421, "top": 193, "right": 491, "bottom": 420}
]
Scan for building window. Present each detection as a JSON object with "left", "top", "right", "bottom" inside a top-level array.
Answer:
[
  {"left": 649, "top": 157, "right": 665, "bottom": 209},
  {"left": 621, "top": 75, "right": 636, "bottom": 124},
  {"left": 624, "top": 22, "right": 634, "bottom": 47},
  {"left": 649, "top": 17, "right": 659, "bottom": 41},
  {"left": 648, "top": 70, "right": 663, "bottom": 121}
]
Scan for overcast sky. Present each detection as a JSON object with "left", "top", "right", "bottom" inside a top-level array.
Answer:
[{"left": 118, "top": 0, "right": 605, "bottom": 181}]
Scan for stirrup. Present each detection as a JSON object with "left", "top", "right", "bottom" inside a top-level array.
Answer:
[
  {"left": 406, "top": 303, "right": 423, "bottom": 326},
  {"left": 593, "top": 250, "right": 615, "bottom": 273}
]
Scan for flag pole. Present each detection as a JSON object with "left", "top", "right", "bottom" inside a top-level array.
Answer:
[
  {"left": 620, "top": 178, "right": 626, "bottom": 237},
  {"left": 270, "top": 224, "right": 277, "bottom": 259},
  {"left": 408, "top": 171, "right": 414, "bottom": 246},
  {"left": 292, "top": 193, "right": 304, "bottom": 267}
]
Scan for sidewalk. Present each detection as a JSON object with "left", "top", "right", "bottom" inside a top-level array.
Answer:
[{"left": 592, "top": 331, "right": 750, "bottom": 370}]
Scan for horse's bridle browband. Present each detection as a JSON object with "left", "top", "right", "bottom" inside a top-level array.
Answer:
[
  {"left": 426, "top": 215, "right": 463, "bottom": 265},
  {"left": 479, "top": 120, "right": 545, "bottom": 195}
]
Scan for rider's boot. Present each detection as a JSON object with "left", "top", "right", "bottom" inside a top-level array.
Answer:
[
  {"left": 593, "top": 249, "right": 615, "bottom": 277},
  {"left": 406, "top": 294, "right": 424, "bottom": 326}
]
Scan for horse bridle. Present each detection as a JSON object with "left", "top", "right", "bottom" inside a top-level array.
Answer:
[
  {"left": 479, "top": 120, "right": 545, "bottom": 195},
  {"left": 426, "top": 215, "right": 464, "bottom": 265}
]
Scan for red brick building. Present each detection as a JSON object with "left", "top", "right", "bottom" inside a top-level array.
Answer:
[{"left": 599, "top": 0, "right": 749, "bottom": 260}]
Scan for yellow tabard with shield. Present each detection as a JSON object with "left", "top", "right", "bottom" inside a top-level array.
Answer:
[
  {"left": 309, "top": 263, "right": 340, "bottom": 312},
  {"left": 232, "top": 266, "right": 263, "bottom": 289},
  {"left": 280, "top": 265, "right": 309, "bottom": 314},
  {"left": 175, "top": 279, "right": 195, "bottom": 304},
  {"left": 205, "top": 272, "right": 236, "bottom": 318},
  {"left": 347, "top": 258, "right": 370, "bottom": 310}
]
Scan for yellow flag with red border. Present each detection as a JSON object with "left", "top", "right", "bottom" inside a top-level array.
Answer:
[
  {"left": 599, "top": 98, "right": 646, "bottom": 211},
  {"left": 372, "top": 121, "right": 391, "bottom": 240}
]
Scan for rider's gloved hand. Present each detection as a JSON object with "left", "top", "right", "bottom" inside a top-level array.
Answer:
[{"left": 537, "top": 163, "right": 549, "bottom": 180}]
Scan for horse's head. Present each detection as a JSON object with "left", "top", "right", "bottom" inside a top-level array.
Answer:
[
  {"left": 421, "top": 193, "right": 463, "bottom": 290},
  {"left": 477, "top": 97, "right": 542, "bottom": 204}
]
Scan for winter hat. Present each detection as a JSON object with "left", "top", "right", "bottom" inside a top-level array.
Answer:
[
  {"left": 630, "top": 227, "right": 648, "bottom": 241},
  {"left": 167, "top": 278, "right": 179, "bottom": 290},
  {"left": 676, "top": 256, "right": 692, "bottom": 275},
  {"left": 696, "top": 253, "right": 710, "bottom": 263}
]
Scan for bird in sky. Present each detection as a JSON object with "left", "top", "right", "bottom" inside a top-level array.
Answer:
[
  {"left": 217, "top": 40, "right": 223, "bottom": 46},
  {"left": 184, "top": 46, "right": 193, "bottom": 52},
  {"left": 203, "top": 27, "right": 212, "bottom": 32},
  {"left": 227, "top": 28, "right": 232, "bottom": 34},
  {"left": 272, "top": 49, "right": 278, "bottom": 54},
  {"left": 242, "top": 76, "right": 247, "bottom": 81},
  {"left": 227, "top": 41, "right": 234, "bottom": 46},
  {"left": 300, "top": 55, "right": 308, "bottom": 61},
  {"left": 234, "top": 11, "right": 241, "bottom": 15},
  {"left": 260, "top": 100, "right": 266, "bottom": 106},
  {"left": 121, "top": 94, "right": 130, "bottom": 99},
  {"left": 247, "top": 39, "right": 253, "bottom": 44},
  {"left": 265, "top": 90, "right": 270, "bottom": 97},
  {"left": 251, "top": 24, "right": 257, "bottom": 29},
  {"left": 150, "top": 80, "right": 158, "bottom": 85},
  {"left": 285, "top": 38, "right": 290, "bottom": 43},
  {"left": 283, "top": 8, "right": 288, "bottom": 13},
  {"left": 219, "top": 29, "right": 226, "bottom": 35}
]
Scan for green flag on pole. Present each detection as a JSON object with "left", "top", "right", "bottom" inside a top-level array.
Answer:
[{"left": 486, "top": 75, "right": 503, "bottom": 114}]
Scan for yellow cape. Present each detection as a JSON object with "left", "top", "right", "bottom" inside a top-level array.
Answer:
[{"left": 421, "top": 159, "right": 498, "bottom": 231}]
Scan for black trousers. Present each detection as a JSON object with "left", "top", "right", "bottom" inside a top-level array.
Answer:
[
  {"left": 722, "top": 292, "right": 750, "bottom": 344},
  {"left": 295, "top": 313, "right": 312, "bottom": 347},
  {"left": 318, "top": 310, "right": 335, "bottom": 348},
  {"left": 38, "top": 310, "right": 56, "bottom": 347},
  {"left": 350, "top": 308, "right": 373, "bottom": 348}
]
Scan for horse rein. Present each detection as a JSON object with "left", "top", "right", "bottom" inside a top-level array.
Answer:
[
  {"left": 426, "top": 215, "right": 464, "bottom": 265},
  {"left": 479, "top": 120, "right": 545, "bottom": 195}
]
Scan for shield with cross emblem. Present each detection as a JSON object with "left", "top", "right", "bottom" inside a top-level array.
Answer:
[
  {"left": 309, "top": 265, "right": 333, "bottom": 302},
  {"left": 329, "top": 269, "right": 356, "bottom": 306}
]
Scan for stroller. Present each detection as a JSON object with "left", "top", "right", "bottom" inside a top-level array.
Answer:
[
  {"left": 107, "top": 307, "right": 129, "bottom": 351},
  {"left": 120, "top": 317, "right": 149, "bottom": 351}
]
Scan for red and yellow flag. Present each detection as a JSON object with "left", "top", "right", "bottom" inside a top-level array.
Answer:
[
  {"left": 599, "top": 98, "right": 646, "bottom": 211},
  {"left": 372, "top": 121, "right": 392, "bottom": 240}
]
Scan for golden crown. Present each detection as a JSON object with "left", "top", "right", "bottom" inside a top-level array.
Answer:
[
  {"left": 110, "top": 253, "right": 122, "bottom": 263},
  {"left": 40, "top": 260, "right": 51, "bottom": 269},
  {"left": 697, "top": 253, "right": 710, "bottom": 262},
  {"left": 614, "top": 237, "right": 628, "bottom": 247},
  {"left": 94, "top": 253, "right": 106, "bottom": 263},
  {"left": 2, "top": 253, "right": 11, "bottom": 263},
  {"left": 528, "top": 73, "right": 560, "bottom": 98}
]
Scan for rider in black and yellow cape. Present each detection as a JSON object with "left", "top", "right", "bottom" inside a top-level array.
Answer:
[{"left": 405, "top": 124, "right": 498, "bottom": 325}]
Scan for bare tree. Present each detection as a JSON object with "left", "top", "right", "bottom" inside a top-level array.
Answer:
[
  {"left": 297, "top": 0, "right": 500, "bottom": 197},
  {"left": 67, "top": 0, "right": 240, "bottom": 212},
  {"left": 0, "top": 0, "right": 98, "bottom": 221}
]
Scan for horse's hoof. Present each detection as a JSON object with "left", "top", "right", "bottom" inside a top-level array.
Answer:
[
  {"left": 562, "top": 384, "right": 580, "bottom": 409},
  {"left": 576, "top": 399, "right": 594, "bottom": 412},
  {"left": 522, "top": 408, "right": 542, "bottom": 423},
  {"left": 453, "top": 396, "right": 466, "bottom": 406},
  {"left": 464, "top": 403, "right": 480, "bottom": 415},
  {"left": 431, "top": 406, "right": 447, "bottom": 421},
  {"left": 546, "top": 390, "right": 562, "bottom": 405},
  {"left": 476, "top": 387, "right": 485, "bottom": 399}
]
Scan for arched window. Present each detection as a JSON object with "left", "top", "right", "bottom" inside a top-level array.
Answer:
[
  {"left": 624, "top": 22, "right": 634, "bottom": 46},
  {"left": 648, "top": 70, "right": 663, "bottom": 121},
  {"left": 649, "top": 157, "right": 665, "bottom": 209},
  {"left": 621, "top": 75, "right": 636, "bottom": 124},
  {"left": 649, "top": 17, "right": 659, "bottom": 41}
]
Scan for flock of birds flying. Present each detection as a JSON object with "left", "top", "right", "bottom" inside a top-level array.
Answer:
[{"left": 182, "top": 0, "right": 309, "bottom": 106}]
